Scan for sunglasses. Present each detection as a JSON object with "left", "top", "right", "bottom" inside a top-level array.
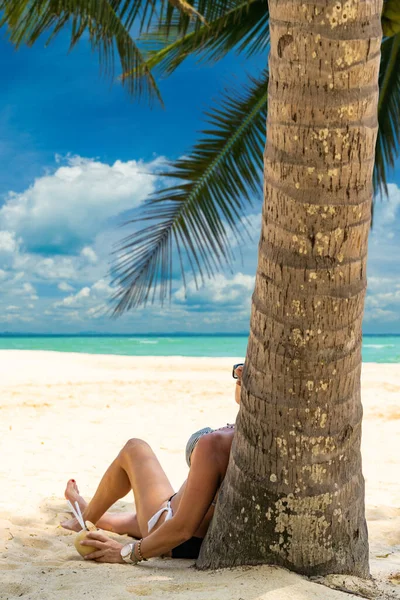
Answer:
[{"left": 232, "top": 363, "right": 244, "bottom": 379}]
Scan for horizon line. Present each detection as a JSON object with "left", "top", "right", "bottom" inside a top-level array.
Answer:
[{"left": 0, "top": 332, "right": 399, "bottom": 337}]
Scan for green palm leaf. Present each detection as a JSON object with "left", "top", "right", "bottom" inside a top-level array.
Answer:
[
  {"left": 167, "top": 0, "right": 208, "bottom": 25},
  {"left": 0, "top": 0, "right": 162, "bottom": 101},
  {"left": 382, "top": 0, "right": 400, "bottom": 37},
  {"left": 374, "top": 33, "right": 400, "bottom": 194},
  {"left": 111, "top": 69, "right": 268, "bottom": 313},
  {"left": 129, "top": 0, "right": 268, "bottom": 81},
  {"left": 159, "top": 1, "right": 250, "bottom": 36}
]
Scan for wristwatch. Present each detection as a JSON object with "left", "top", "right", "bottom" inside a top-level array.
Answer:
[{"left": 120, "top": 542, "right": 140, "bottom": 564}]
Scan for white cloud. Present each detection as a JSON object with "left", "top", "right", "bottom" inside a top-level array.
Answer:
[
  {"left": 67, "top": 311, "right": 82, "bottom": 320},
  {"left": 58, "top": 282, "right": 74, "bottom": 292},
  {"left": 56, "top": 286, "right": 91, "bottom": 308},
  {"left": 0, "top": 152, "right": 399, "bottom": 334},
  {"left": 175, "top": 273, "right": 255, "bottom": 309},
  {"left": 366, "top": 290, "right": 400, "bottom": 308},
  {"left": 32, "top": 256, "right": 78, "bottom": 280},
  {"left": 227, "top": 213, "right": 261, "bottom": 250},
  {"left": 364, "top": 184, "right": 400, "bottom": 329},
  {"left": 0, "top": 315, "right": 14, "bottom": 323},
  {"left": 367, "top": 277, "right": 396, "bottom": 291},
  {"left": 364, "top": 307, "right": 398, "bottom": 322},
  {"left": 0, "top": 314, "right": 34, "bottom": 323},
  {"left": 92, "top": 279, "right": 113, "bottom": 296},
  {"left": 0, "top": 230, "right": 18, "bottom": 253},
  {"left": 203, "top": 316, "right": 225, "bottom": 324},
  {"left": 81, "top": 246, "right": 98, "bottom": 264},
  {"left": 22, "top": 282, "right": 35, "bottom": 294},
  {"left": 374, "top": 183, "right": 400, "bottom": 228},
  {"left": 0, "top": 155, "right": 164, "bottom": 254},
  {"left": 11, "top": 281, "right": 39, "bottom": 300},
  {"left": 54, "top": 279, "right": 114, "bottom": 313},
  {"left": 86, "top": 305, "right": 108, "bottom": 319}
]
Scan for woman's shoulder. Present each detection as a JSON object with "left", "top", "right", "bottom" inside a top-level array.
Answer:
[
  {"left": 185, "top": 424, "right": 235, "bottom": 467},
  {"left": 192, "top": 429, "right": 220, "bottom": 455},
  {"left": 193, "top": 427, "right": 232, "bottom": 458}
]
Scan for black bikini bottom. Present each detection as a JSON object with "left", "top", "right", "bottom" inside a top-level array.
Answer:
[
  {"left": 171, "top": 536, "right": 203, "bottom": 559},
  {"left": 168, "top": 493, "right": 203, "bottom": 559}
]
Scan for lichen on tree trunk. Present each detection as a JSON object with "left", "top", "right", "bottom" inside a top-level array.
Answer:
[{"left": 197, "top": 0, "right": 383, "bottom": 577}]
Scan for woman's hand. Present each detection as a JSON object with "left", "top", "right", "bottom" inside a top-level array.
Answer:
[
  {"left": 81, "top": 531, "right": 124, "bottom": 563},
  {"left": 234, "top": 365, "right": 243, "bottom": 381},
  {"left": 234, "top": 365, "right": 243, "bottom": 405}
]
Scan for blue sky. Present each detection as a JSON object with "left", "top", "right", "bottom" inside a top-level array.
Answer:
[{"left": 0, "top": 28, "right": 399, "bottom": 334}]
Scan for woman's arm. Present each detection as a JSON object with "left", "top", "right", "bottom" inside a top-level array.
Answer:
[
  {"left": 235, "top": 379, "right": 241, "bottom": 405},
  {"left": 82, "top": 433, "right": 222, "bottom": 562},
  {"left": 140, "top": 433, "right": 222, "bottom": 557}
]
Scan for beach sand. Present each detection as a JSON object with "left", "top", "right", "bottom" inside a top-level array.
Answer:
[{"left": 0, "top": 350, "right": 399, "bottom": 600}]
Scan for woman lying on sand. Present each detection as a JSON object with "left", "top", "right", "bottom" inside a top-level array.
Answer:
[{"left": 62, "top": 364, "right": 243, "bottom": 564}]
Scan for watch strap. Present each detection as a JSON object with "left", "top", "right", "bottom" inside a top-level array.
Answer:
[{"left": 121, "top": 542, "right": 140, "bottom": 564}]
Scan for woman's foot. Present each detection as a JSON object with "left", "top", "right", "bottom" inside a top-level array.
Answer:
[
  {"left": 61, "top": 516, "right": 81, "bottom": 532},
  {"left": 61, "top": 479, "right": 87, "bottom": 532},
  {"left": 65, "top": 479, "right": 87, "bottom": 512},
  {"left": 61, "top": 479, "right": 141, "bottom": 537}
]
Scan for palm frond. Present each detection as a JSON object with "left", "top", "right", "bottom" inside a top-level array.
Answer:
[
  {"left": 111, "top": 69, "right": 268, "bottom": 313},
  {"left": 167, "top": 0, "right": 207, "bottom": 25},
  {"left": 158, "top": 0, "right": 249, "bottom": 37},
  {"left": 374, "top": 33, "right": 400, "bottom": 194},
  {"left": 382, "top": 0, "right": 400, "bottom": 37},
  {"left": 128, "top": 0, "right": 268, "bottom": 81},
  {"left": 0, "top": 0, "right": 162, "bottom": 102}
]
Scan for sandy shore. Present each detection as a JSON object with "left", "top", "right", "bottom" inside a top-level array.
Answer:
[{"left": 0, "top": 350, "right": 399, "bottom": 600}]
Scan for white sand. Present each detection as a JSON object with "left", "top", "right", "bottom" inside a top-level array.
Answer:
[{"left": 0, "top": 350, "right": 399, "bottom": 599}]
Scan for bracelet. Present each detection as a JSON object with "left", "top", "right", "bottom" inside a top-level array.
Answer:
[
  {"left": 128, "top": 542, "right": 140, "bottom": 565},
  {"left": 136, "top": 538, "right": 147, "bottom": 562}
]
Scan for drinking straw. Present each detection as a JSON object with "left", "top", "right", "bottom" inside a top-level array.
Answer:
[
  {"left": 67, "top": 500, "right": 86, "bottom": 530},
  {"left": 75, "top": 501, "right": 86, "bottom": 531}
]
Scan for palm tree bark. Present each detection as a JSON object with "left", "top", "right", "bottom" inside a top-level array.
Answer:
[{"left": 198, "top": 0, "right": 383, "bottom": 576}]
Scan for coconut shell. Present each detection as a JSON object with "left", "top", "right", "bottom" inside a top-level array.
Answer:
[{"left": 74, "top": 522, "right": 99, "bottom": 557}]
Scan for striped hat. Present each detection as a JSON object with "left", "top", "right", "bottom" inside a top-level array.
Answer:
[{"left": 185, "top": 427, "right": 214, "bottom": 467}]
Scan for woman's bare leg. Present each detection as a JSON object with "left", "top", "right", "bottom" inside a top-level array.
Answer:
[
  {"left": 62, "top": 480, "right": 141, "bottom": 536},
  {"left": 61, "top": 439, "right": 174, "bottom": 537}
]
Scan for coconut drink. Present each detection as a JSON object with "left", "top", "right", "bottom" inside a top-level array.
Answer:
[
  {"left": 68, "top": 500, "right": 99, "bottom": 558},
  {"left": 74, "top": 520, "right": 99, "bottom": 557}
]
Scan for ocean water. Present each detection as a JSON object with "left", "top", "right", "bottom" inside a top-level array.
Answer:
[{"left": 0, "top": 334, "right": 399, "bottom": 362}]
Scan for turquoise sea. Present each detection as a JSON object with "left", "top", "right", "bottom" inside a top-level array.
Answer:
[{"left": 0, "top": 334, "right": 399, "bottom": 362}]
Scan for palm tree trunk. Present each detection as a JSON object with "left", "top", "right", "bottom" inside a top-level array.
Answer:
[{"left": 197, "top": 0, "right": 383, "bottom": 577}]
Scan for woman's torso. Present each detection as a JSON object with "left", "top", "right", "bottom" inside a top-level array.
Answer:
[{"left": 171, "top": 426, "right": 234, "bottom": 537}]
